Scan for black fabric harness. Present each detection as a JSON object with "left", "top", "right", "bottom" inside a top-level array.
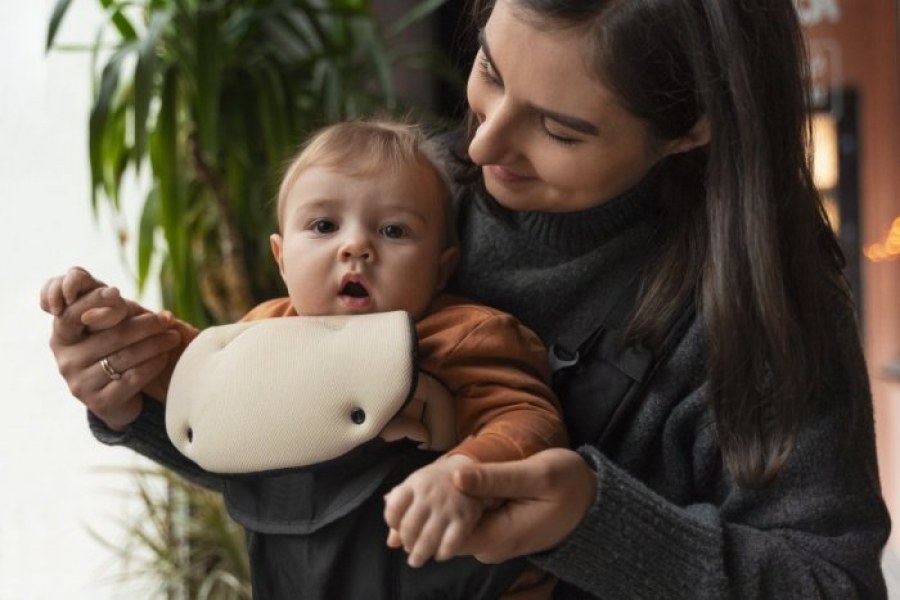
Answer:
[
  {"left": 549, "top": 277, "right": 695, "bottom": 451},
  {"left": 226, "top": 440, "right": 526, "bottom": 600}
]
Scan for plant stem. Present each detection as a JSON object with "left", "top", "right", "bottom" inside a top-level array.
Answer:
[{"left": 189, "top": 132, "right": 254, "bottom": 321}]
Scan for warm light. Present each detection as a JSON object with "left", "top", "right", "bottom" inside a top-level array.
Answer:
[
  {"left": 822, "top": 193, "right": 841, "bottom": 235},
  {"left": 812, "top": 113, "right": 840, "bottom": 191},
  {"left": 864, "top": 217, "right": 900, "bottom": 262}
]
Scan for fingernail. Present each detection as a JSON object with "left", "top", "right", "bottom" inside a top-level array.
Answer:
[{"left": 100, "top": 286, "right": 119, "bottom": 298}]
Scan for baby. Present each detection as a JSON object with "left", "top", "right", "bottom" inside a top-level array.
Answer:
[{"left": 45, "top": 119, "right": 564, "bottom": 599}]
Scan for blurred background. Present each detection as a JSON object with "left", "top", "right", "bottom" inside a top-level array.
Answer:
[{"left": 1, "top": 0, "right": 898, "bottom": 597}]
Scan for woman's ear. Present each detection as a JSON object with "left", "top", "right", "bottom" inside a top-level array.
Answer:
[
  {"left": 270, "top": 233, "right": 286, "bottom": 277},
  {"left": 665, "top": 115, "right": 711, "bottom": 156}
]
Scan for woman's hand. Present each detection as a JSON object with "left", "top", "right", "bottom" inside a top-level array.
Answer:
[
  {"left": 450, "top": 448, "right": 598, "bottom": 563},
  {"left": 41, "top": 267, "right": 183, "bottom": 431}
]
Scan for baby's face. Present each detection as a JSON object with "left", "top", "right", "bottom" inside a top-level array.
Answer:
[{"left": 271, "top": 164, "right": 456, "bottom": 319}]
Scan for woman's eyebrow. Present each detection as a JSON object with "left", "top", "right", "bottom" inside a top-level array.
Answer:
[
  {"left": 477, "top": 29, "right": 599, "bottom": 137},
  {"left": 477, "top": 29, "right": 504, "bottom": 85}
]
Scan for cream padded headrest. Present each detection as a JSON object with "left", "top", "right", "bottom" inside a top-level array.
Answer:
[{"left": 165, "top": 312, "right": 416, "bottom": 474}]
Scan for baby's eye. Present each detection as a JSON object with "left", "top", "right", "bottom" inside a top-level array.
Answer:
[
  {"left": 311, "top": 219, "right": 337, "bottom": 234},
  {"left": 380, "top": 224, "right": 407, "bottom": 239}
]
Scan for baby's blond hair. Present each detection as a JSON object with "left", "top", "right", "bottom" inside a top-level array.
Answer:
[{"left": 276, "top": 118, "right": 455, "bottom": 247}]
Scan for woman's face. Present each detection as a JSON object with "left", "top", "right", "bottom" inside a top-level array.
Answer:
[{"left": 467, "top": 0, "right": 673, "bottom": 213}]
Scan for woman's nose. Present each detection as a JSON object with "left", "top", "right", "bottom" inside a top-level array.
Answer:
[{"left": 467, "top": 100, "right": 518, "bottom": 166}]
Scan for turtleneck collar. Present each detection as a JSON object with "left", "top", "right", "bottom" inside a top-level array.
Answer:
[
  {"left": 451, "top": 164, "right": 666, "bottom": 343},
  {"left": 480, "top": 164, "right": 663, "bottom": 256}
]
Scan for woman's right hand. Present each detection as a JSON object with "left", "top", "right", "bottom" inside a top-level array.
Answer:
[
  {"left": 450, "top": 448, "right": 597, "bottom": 563},
  {"left": 41, "top": 267, "right": 183, "bottom": 431}
]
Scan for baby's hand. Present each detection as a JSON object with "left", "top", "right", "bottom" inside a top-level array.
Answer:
[
  {"left": 41, "top": 266, "right": 103, "bottom": 316},
  {"left": 40, "top": 267, "right": 129, "bottom": 330},
  {"left": 383, "top": 454, "right": 484, "bottom": 567}
]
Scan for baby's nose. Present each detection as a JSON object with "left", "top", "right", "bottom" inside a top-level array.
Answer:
[{"left": 339, "top": 232, "right": 373, "bottom": 260}]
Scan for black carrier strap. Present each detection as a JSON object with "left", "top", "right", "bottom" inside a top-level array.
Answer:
[
  {"left": 548, "top": 274, "right": 644, "bottom": 374},
  {"left": 549, "top": 276, "right": 695, "bottom": 449}
]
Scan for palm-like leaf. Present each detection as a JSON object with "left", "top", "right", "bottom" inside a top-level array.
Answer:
[
  {"left": 49, "top": 0, "right": 449, "bottom": 325},
  {"left": 48, "top": 0, "right": 451, "bottom": 595},
  {"left": 90, "top": 467, "right": 252, "bottom": 599}
]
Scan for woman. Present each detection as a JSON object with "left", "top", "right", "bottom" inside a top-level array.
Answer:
[{"left": 43, "top": 0, "right": 890, "bottom": 597}]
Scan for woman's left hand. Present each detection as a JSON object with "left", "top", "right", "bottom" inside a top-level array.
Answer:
[{"left": 450, "top": 448, "right": 597, "bottom": 563}]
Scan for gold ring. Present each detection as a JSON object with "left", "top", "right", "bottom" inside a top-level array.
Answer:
[{"left": 100, "top": 356, "right": 122, "bottom": 381}]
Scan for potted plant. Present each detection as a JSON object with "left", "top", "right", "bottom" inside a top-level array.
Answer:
[
  {"left": 48, "top": 0, "right": 450, "bottom": 326},
  {"left": 47, "top": 1, "right": 451, "bottom": 595}
]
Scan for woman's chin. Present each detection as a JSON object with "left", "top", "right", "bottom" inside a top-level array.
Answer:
[{"left": 484, "top": 178, "right": 539, "bottom": 212}]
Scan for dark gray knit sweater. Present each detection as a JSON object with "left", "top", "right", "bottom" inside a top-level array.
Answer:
[
  {"left": 447, "top": 177, "right": 890, "bottom": 599},
  {"left": 90, "top": 167, "right": 890, "bottom": 599}
]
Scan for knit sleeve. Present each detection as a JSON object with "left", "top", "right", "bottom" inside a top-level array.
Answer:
[
  {"left": 532, "top": 291, "right": 890, "bottom": 598},
  {"left": 417, "top": 298, "right": 568, "bottom": 463},
  {"left": 89, "top": 398, "right": 224, "bottom": 493}
]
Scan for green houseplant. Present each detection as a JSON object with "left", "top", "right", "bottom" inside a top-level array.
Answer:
[
  {"left": 90, "top": 467, "right": 252, "bottom": 599},
  {"left": 47, "top": 0, "right": 451, "bottom": 596},
  {"left": 47, "top": 0, "right": 450, "bottom": 326}
]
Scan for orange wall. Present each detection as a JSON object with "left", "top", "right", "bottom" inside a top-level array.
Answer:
[{"left": 804, "top": 0, "right": 900, "bottom": 541}]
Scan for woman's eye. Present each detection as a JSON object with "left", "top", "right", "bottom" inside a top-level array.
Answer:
[
  {"left": 380, "top": 224, "right": 407, "bottom": 239},
  {"left": 311, "top": 219, "right": 337, "bottom": 234},
  {"left": 542, "top": 121, "right": 580, "bottom": 146},
  {"left": 477, "top": 54, "right": 502, "bottom": 87},
  {"left": 544, "top": 129, "right": 579, "bottom": 146}
]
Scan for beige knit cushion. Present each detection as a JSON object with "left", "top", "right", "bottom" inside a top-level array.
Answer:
[{"left": 165, "top": 311, "right": 416, "bottom": 474}]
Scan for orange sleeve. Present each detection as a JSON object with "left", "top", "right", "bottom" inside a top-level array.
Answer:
[
  {"left": 144, "top": 298, "right": 295, "bottom": 402},
  {"left": 142, "top": 317, "right": 199, "bottom": 403},
  {"left": 417, "top": 296, "right": 568, "bottom": 463},
  {"left": 239, "top": 297, "right": 297, "bottom": 321}
]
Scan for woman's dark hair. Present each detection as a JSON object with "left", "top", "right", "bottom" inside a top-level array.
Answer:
[{"left": 469, "top": 0, "right": 845, "bottom": 488}]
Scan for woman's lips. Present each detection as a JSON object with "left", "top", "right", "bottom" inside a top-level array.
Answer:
[{"left": 486, "top": 164, "right": 533, "bottom": 183}]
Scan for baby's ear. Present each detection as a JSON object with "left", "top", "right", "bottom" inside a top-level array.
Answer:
[
  {"left": 436, "top": 246, "right": 459, "bottom": 291},
  {"left": 270, "top": 234, "right": 286, "bottom": 277}
]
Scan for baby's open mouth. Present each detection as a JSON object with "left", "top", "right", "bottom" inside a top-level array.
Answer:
[{"left": 340, "top": 281, "right": 369, "bottom": 298}]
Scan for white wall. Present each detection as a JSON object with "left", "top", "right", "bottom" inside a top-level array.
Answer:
[{"left": 0, "top": 2, "right": 160, "bottom": 598}]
